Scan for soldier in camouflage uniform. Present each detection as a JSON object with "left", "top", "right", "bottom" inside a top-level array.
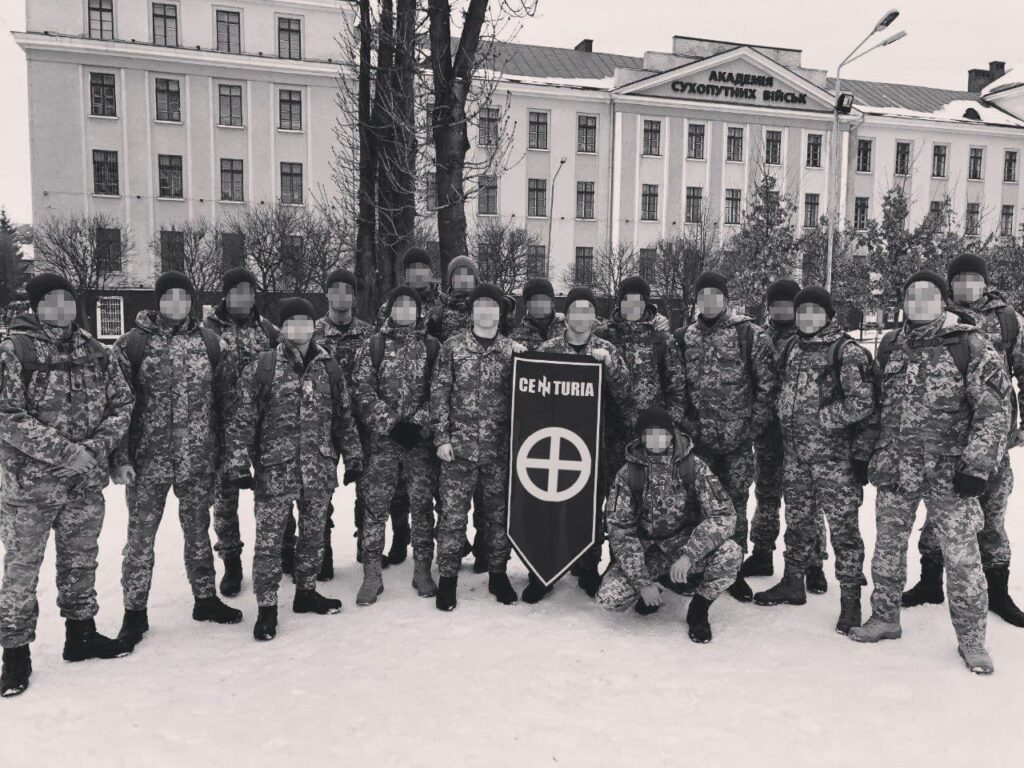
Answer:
[
  {"left": 509, "top": 278, "right": 567, "bottom": 350},
  {"left": 753, "top": 287, "right": 875, "bottom": 634},
  {"left": 203, "top": 267, "right": 279, "bottom": 597},
  {"left": 223, "top": 298, "right": 363, "bottom": 641},
  {"left": 0, "top": 274, "right": 135, "bottom": 698},
  {"left": 673, "top": 271, "right": 778, "bottom": 603},
  {"left": 902, "top": 255, "right": 1024, "bottom": 627},
  {"left": 352, "top": 287, "right": 441, "bottom": 605},
  {"left": 850, "top": 271, "right": 1011, "bottom": 675},
  {"left": 597, "top": 407, "right": 741, "bottom": 643},
  {"left": 431, "top": 283, "right": 526, "bottom": 611},
  {"left": 111, "top": 272, "right": 243, "bottom": 649}
]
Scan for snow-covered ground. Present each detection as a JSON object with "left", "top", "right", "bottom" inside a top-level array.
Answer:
[{"left": 4, "top": 453, "right": 1023, "bottom": 768}]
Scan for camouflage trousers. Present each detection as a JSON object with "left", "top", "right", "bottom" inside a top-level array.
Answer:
[
  {"left": 597, "top": 539, "right": 742, "bottom": 610},
  {"left": 212, "top": 473, "right": 246, "bottom": 560},
  {"left": 122, "top": 472, "right": 217, "bottom": 610},
  {"left": 869, "top": 465, "right": 987, "bottom": 649},
  {"left": 254, "top": 488, "right": 332, "bottom": 607},
  {"left": 436, "top": 458, "right": 511, "bottom": 578},
  {"left": 359, "top": 437, "right": 437, "bottom": 563},
  {"left": 782, "top": 454, "right": 865, "bottom": 587},
  {"left": 699, "top": 445, "right": 755, "bottom": 554},
  {"left": 1, "top": 480, "right": 106, "bottom": 649},
  {"left": 918, "top": 452, "right": 1013, "bottom": 569}
]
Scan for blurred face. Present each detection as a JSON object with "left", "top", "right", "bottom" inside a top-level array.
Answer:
[
  {"left": 696, "top": 288, "right": 725, "bottom": 319},
  {"left": 620, "top": 293, "right": 645, "bottom": 322},
  {"left": 769, "top": 300, "right": 796, "bottom": 324},
  {"left": 282, "top": 316, "right": 315, "bottom": 346},
  {"left": 227, "top": 282, "right": 255, "bottom": 318},
  {"left": 796, "top": 304, "right": 829, "bottom": 336},
  {"left": 327, "top": 281, "right": 355, "bottom": 312},
  {"left": 643, "top": 427, "right": 672, "bottom": 454},
  {"left": 472, "top": 297, "right": 500, "bottom": 331},
  {"left": 904, "top": 282, "right": 944, "bottom": 324},
  {"left": 159, "top": 288, "right": 192, "bottom": 323},
  {"left": 390, "top": 295, "right": 418, "bottom": 327},
  {"left": 406, "top": 264, "right": 432, "bottom": 290},
  {"left": 527, "top": 295, "right": 553, "bottom": 320},
  {"left": 36, "top": 290, "right": 77, "bottom": 328},
  {"left": 951, "top": 272, "right": 986, "bottom": 305},
  {"left": 452, "top": 267, "right": 476, "bottom": 294},
  {"left": 566, "top": 300, "right": 596, "bottom": 334}
]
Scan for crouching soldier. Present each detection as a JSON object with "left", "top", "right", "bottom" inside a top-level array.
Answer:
[
  {"left": 850, "top": 271, "right": 1010, "bottom": 675},
  {"left": 223, "top": 298, "right": 363, "bottom": 641},
  {"left": 0, "top": 274, "right": 135, "bottom": 698},
  {"left": 597, "top": 407, "right": 741, "bottom": 643},
  {"left": 352, "top": 287, "right": 441, "bottom": 604},
  {"left": 113, "top": 272, "right": 242, "bottom": 649},
  {"left": 753, "top": 287, "right": 874, "bottom": 634}
]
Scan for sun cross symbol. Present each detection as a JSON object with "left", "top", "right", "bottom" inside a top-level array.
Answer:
[{"left": 516, "top": 427, "right": 592, "bottom": 503}]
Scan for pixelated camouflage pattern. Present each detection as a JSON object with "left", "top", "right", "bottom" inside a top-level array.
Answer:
[
  {"left": 699, "top": 447, "right": 755, "bottom": 553},
  {"left": 426, "top": 292, "right": 474, "bottom": 343},
  {"left": 754, "top": 319, "right": 798, "bottom": 503},
  {"left": 358, "top": 439, "right": 436, "bottom": 562},
  {"left": 375, "top": 284, "right": 446, "bottom": 330},
  {"left": 435, "top": 458, "right": 510, "bottom": 577},
  {"left": 313, "top": 314, "right": 374, "bottom": 390},
  {"left": 509, "top": 313, "right": 567, "bottom": 351},
  {"left": 252, "top": 489, "right": 333, "bottom": 606}
]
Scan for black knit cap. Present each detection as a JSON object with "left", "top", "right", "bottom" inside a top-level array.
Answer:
[
  {"left": 904, "top": 269, "right": 948, "bottom": 300},
  {"left": 324, "top": 268, "right": 356, "bottom": 292},
  {"left": 947, "top": 254, "right": 988, "bottom": 283},
  {"left": 468, "top": 282, "right": 504, "bottom": 309},
  {"left": 26, "top": 273, "right": 76, "bottom": 313},
  {"left": 794, "top": 286, "right": 834, "bottom": 320},
  {"left": 277, "top": 297, "right": 316, "bottom": 326},
  {"left": 618, "top": 276, "right": 651, "bottom": 303},
  {"left": 402, "top": 247, "right": 432, "bottom": 270},
  {"left": 636, "top": 406, "right": 674, "bottom": 436},
  {"left": 386, "top": 285, "right": 422, "bottom": 316},
  {"left": 766, "top": 278, "right": 801, "bottom": 305},
  {"left": 695, "top": 271, "right": 729, "bottom": 298},
  {"left": 565, "top": 286, "right": 598, "bottom": 310},
  {"left": 222, "top": 267, "right": 258, "bottom": 295},
  {"left": 523, "top": 277, "right": 555, "bottom": 302},
  {"left": 155, "top": 270, "right": 195, "bottom": 300}
]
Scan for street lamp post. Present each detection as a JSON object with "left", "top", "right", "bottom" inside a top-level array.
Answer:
[{"left": 546, "top": 157, "right": 566, "bottom": 276}]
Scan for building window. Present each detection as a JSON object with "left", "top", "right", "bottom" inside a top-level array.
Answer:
[
  {"left": 152, "top": 3, "right": 178, "bottom": 47},
  {"left": 279, "top": 90, "right": 302, "bottom": 131},
  {"left": 965, "top": 203, "right": 981, "bottom": 236},
  {"left": 158, "top": 155, "right": 183, "bottom": 198},
  {"left": 218, "top": 84, "right": 243, "bottom": 126},
  {"left": 1000, "top": 205, "right": 1015, "bottom": 237},
  {"left": 687, "top": 123, "right": 705, "bottom": 160},
  {"left": 638, "top": 248, "right": 656, "bottom": 283},
  {"left": 89, "top": 73, "right": 116, "bottom": 117},
  {"left": 574, "top": 247, "right": 594, "bottom": 284},
  {"left": 220, "top": 159, "right": 244, "bottom": 202},
  {"left": 216, "top": 10, "right": 241, "bottom": 54},
  {"left": 527, "top": 178, "right": 547, "bottom": 218},
  {"left": 932, "top": 144, "right": 948, "bottom": 178},
  {"left": 765, "top": 130, "right": 782, "bottom": 166},
  {"left": 280, "top": 162, "right": 303, "bottom": 205},
  {"left": 643, "top": 120, "right": 661, "bottom": 156},
  {"left": 856, "top": 139, "right": 873, "bottom": 173},
  {"left": 804, "top": 193, "right": 820, "bottom": 228},
  {"left": 726, "top": 127, "right": 744, "bottom": 162},
  {"left": 528, "top": 111, "right": 548, "bottom": 150},
  {"left": 968, "top": 147, "right": 984, "bottom": 180},
  {"left": 477, "top": 175, "right": 497, "bottom": 215},
  {"left": 854, "top": 197, "right": 869, "bottom": 231},
  {"left": 222, "top": 232, "right": 245, "bottom": 268},
  {"left": 576, "top": 181, "right": 595, "bottom": 220},
  {"left": 1005, "top": 150, "right": 1019, "bottom": 183},
  {"left": 88, "top": 0, "right": 114, "bottom": 40},
  {"left": 895, "top": 141, "right": 911, "bottom": 177},
  {"left": 95, "top": 227, "right": 122, "bottom": 273},
  {"left": 96, "top": 296, "right": 124, "bottom": 339},
  {"left": 479, "top": 107, "right": 499, "bottom": 147},
  {"left": 641, "top": 184, "right": 659, "bottom": 221},
  {"left": 806, "top": 133, "right": 822, "bottom": 168},
  {"left": 577, "top": 115, "right": 597, "bottom": 154},
  {"left": 684, "top": 186, "right": 702, "bottom": 224},
  {"left": 160, "top": 229, "right": 185, "bottom": 272},
  {"left": 278, "top": 17, "right": 301, "bottom": 59},
  {"left": 92, "top": 150, "right": 119, "bottom": 195},
  {"left": 155, "top": 78, "right": 181, "bottom": 122},
  {"left": 724, "top": 188, "right": 741, "bottom": 225},
  {"left": 526, "top": 245, "right": 546, "bottom": 278}
]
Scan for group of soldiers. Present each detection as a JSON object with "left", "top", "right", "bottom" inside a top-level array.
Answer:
[{"left": 1, "top": 245, "right": 1022, "bottom": 698}]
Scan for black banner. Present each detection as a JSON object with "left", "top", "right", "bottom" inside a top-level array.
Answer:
[{"left": 507, "top": 352, "right": 603, "bottom": 586}]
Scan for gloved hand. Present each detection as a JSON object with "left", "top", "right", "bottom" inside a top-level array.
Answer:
[
  {"left": 389, "top": 421, "right": 422, "bottom": 450},
  {"left": 852, "top": 459, "right": 870, "bottom": 486},
  {"left": 343, "top": 466, "right": 363, "bottom": 486},
  {"left": 953, "top": 471, "right": 988, "bottom": 499},
  {"left": 231, "top": 473, "right": 255, "bottom": 490}
]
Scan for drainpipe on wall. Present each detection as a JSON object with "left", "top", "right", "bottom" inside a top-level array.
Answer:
[{"left": 607, "top": 94, "right": 617, "bottom": 257}]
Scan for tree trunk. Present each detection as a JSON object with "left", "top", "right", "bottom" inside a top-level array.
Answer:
[
  {"left": 355, "top": 0, "right": 379, "bottom": 318},
  {"left": 390, "top": 0, "right": 418, "bottom": 283}
]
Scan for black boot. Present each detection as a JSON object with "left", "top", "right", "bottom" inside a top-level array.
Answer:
[
  {"left": 836, "top": 586, "right": 862, "bottom": 635},
  {"left": 385, "top": 523, "right": 410, "bottom": 567},
  {"left": 354, "top": 527, "right": 364, "bottom": 564},
  {"left": 293, "top": 589, "right": 342, "bottom": 615},
  {"left": 522, "top": 573, "right": 553, "bottom": 604},
  {"left": 488, "top": 572, "right": 519, "bottom": 605},
  {"left": 754, "top": 566, "right": 807, "bottom": 606},
  {"left": 727, "top": 576, "right": 753, "bottom": 603},
  {"left": 577, "top": 565, "right": 602, "bottom": 598},
  {"left": 193, "top": 596, "right": 243, "bottom": 625},
  {"left": 436, "top": 575, "right": 458, "bottom": 612},
  {"left": 318, "top": 545, "right": 334, "bottom": 581},
  {"left": 117, "top": 609, "right": 149, "bottom": 648},
  {"left": 281, "top": 545, "right": 295, "bottom": 576},
  {"left": 901, "top": 558, "right": 945, "bottom": 607},
  {"left": 805, "top": 565, "right": 828, "bottom": 595},
  {"left": 635, "top": 598, "right": 660, "bottom": 616},
  {"left": 62, "top": 619, "right": 131, "bottom": 662},
  {"left": 472, "top": 531, "right": 489, "bottom": 574},
  {"left": 253, "top": 606, "right": 277, "bottom": 641},
  {"left": 686, "top": 595, "right": 713, "bottom": 643},
  {"left": 220, "top": 555, "right": 243, "bottom": 597},
  {"left": 741, "top": 547, "right": 774, "bottom": 578},
  {"left": 659, "top": 571, "right": 703, "bottom": 596},
  {"left": 0, "top": 646, "right": 31, "bottom": 698},
  {"left": 986, "top": 566, "right": 1024, "bottom": 627}
]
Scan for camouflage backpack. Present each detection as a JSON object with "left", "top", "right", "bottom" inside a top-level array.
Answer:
[
  {"left": 121, "top": 326, "right": 222, "bottom": 383},
  {"left": 367, "top": 332, "right": 441, "bottom": 378},
  {"left": 253, "top": 347, "right": 346, "bottom": 408},
  {"left": 673, "top": 320, "right": 756, "bottom": 384},
  {"left": 625, "top": 453, "right": 697, "bottom": 509},
  {"left": 8, "top": 332, "right": 109, "bottom": 389}
]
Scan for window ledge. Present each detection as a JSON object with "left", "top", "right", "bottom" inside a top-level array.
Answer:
[
  {"left": 725, "top": 159, "right": 744, "bottom": 164},
  {"left": 641, "top": 154, "right": 662, "bottom": 159},
  {"left": 476, "top": 212, "right": 499, "bottom": 217},
  {"left": 217, "top": 124, "right": 246, "bottom": 130},
  {"left": 576, "top": 151, "right": 597, "bottom": 156},
  {"left": 527, "top": 147, "right": 550, "bottom": 152},
  {"left": 575, "top": 218, "right": 596, "bottom": 222},
  {"left": 219, "top": 199, "right": 246, "bottom": 205},
  {"left": 154, "top": 119, "right": 183, "bottom": 125},
  {"left": 525, "top": 215, "right": 548, "bottom": 220},
  {"left": 88, "top": 114, "right": 119, "bottom": 120},
  {"left": 686, "top": 156, "right": 707, "bottom": 162},
  {"left": 156, "top": 196, "right": 186, "bottom": 202},
  {"left": 967, "top": 177, "right": 984, "bottom": 182},
  {"left": 281, "top": 202, "right": 305, "bottom": 207},
  {"left": 277, "top": 128, "right": 304, "bottom": 134},
  {"left": 91, "top": 193, "right": 121, "bottom": 199}
]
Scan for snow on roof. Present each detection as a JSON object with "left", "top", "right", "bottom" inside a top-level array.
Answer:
[
  {"left": 482, "top": 70, "right": 614, "bottom": 91},
  {"left": 983, "top": 61, "right": 1024, "bottom": 97},
  {"left": 859, "top": 99, "right": 1024, "bottom": 128}
]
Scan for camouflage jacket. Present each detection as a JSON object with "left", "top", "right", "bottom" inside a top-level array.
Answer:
[
  {"left": 224, "top": 341, "right": 363, "bottom": 497},
  {"left": 431, "top": 330, "right": 514, "bottom": 465},
  {"left": 111, "top": 311, "right": 231, "bottom": 478},
  {"left": 375, "top": 284, "right": 446, "bottom": 329},
  {"left": 426, "top": 292, "right": 473, "bottom": 343},
  {"left": 673, "top": 309, "right": 778, "bottom": 454},
  {"left": 765, "top": 319, "right": 798, "bottom": 351},
  {"left": 537, "top": 332, "right": 636, "bottom": 427},
  {"left": 509, "top": 313, "right": 567, "bottom": 351},
  {"left": 869, "top": 312, "right": 1011, "bottom": 493},
  {"left": 313, "top": 314, "right": 374, "bottom": 389},
  {"left": 606, "top": 434, "right": 735, "bottom": 590},
  {"left": 0, "top": 314, "right": 134, "bottom": 500},
  {"left": 204, "top": 303, "right": 278, "bottom": 423},
  {"left": 352, "top": 323, "right": 438, "bottom": 442},
  {"left": 776, "top": 321, "right": 876, "bottom": 463}
]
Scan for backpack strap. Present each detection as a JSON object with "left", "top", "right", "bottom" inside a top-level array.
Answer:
[
  {"left": 627, "top": 462, "right": 646, "bottom": 507},
  {"left": 323, "top": 356, "right": 345, "bottom": 394},
  {"left": 777, "top": 335, "right": 798, "bottom": 376},
  {"left": 996, "top": 306, "right": 1019, "bottom": 355},
  {"left": 123, "top": 328, "right": 151, "bottom": 383},
  {"left": 737, "top": 320, "right": 756, "bottom": 384},
  {"left": 944, "top": 333, "right": 972, "bottom": 381},
  {"left": 369, "top": 333, "right": 386, "bottom": 370},
  {"left": 424, "top": 335, "right": 441, "bottom": 380},
  {"left": 254, "top": 349, "right": 277, "bottom": 404},
  {"left": 199, "top": 327, "right": 221, "bottom": 370},
  {"left": 11, "top": 334, "right": 38, "bottom": 389},
  {"left": 260, "top": 317, "right": 279, "bottom": 348},
  {"left": 876, "top": 329, "right": 899, "bottom": 374}
]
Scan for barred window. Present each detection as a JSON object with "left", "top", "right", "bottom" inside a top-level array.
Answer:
[
  {"left": 726, "top": 127, "right": 744, "bottom": 162},
  {"left": 527, "top": 178, "right": 547, "bottom": 218},
  {"left": 477, "top": 175, "right": 497, "bottom": 215},
  {"left": 280, "top": 162, "right": 303, "bottom": 205},
  {"left": 88, "top": 0, "right": 114, "bottom": 40},
  {"left": 895, "top": 142, "right": 911, "bottom": 176},
  {"left": 152, "top": 3, "right": 178, "bottom": 47},
  {"left": 218, "top": 85, "right": 243, "bottom": 126},
  {"left": 216, "top": 10, "right": 241, "bottom": 54},
  {"left": 479, "top": 107, "right": 499, "bottom": 147},
  {"left": 806, "top": 134, "right": 822, "bottom": 168},
  {"left": 160, "top": 229, "right": 185, "bottom": 272},
  {"left": 687, "top": 123, "right": 705, "bottom": 160},
  {"left": 724, "top": 188, "right": 741, "bottom": 225},
  {"left": 643, "top": 120, "right": 661, "bottom": 156},
  {"left": 92, "top": 150, "right": 119, "bottom": 195},
  {"left": 158, "top": 154, "right": 183, "bottom": 198},
  {"left": 577, "top": 115, "right": 597, "bottom": 154},
  {"left": 95, "top": 228, "right": 122, "bottom": 273},
  {"left": 641, "top": 184, "right": 658, "bottom": 221},
  {"left": 856, "top": 139, "right": 873, "bottom": 173},
  {"left": 804, "top": 193, "right": 820, "bottom": 228},
  {"left": 576, "top": 181, "right": 595, "bottom": 220},
  {"left": 765, "top": 130, "right": 782, "bottom": 166},
  {"left": 96, "top": 296, "right": 124, "bottom": 339},
  {"left": 278, "top": 17, "right": 301, "bottom": 60},
  {"left": 220, "top": 158, "right": 244, "bottom": 202},
  {"left": 684, "top": 186, "right": 702, "bottom": 224},
  {"left": 90, "top": 73, "right": 116, "bottom": 117},
  {"left": 526, "top": 245, "right": 546, "bottom": 278},
  {"left": 528, "top": 111, "right": 548, "bottom": 150},
  {"left": 574, "top": 247, "right": 594, "bottom": 284},
  {"left": 155, "top": 78, "right": 181, "bottom": 122},
  {"left": 279, "top": 90, "right": 302, "bottom": 130},
  {"left": 968, "top": 147, "right": 984, "bottom": 180}
]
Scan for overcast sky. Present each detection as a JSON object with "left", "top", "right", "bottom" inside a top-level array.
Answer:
[{"left": 1, "top": 0, "right": 1021, "bottom": 224}]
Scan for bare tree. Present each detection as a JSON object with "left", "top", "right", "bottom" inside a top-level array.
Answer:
[
  {"left": 648, "top": 202, "right": 722, "bottom": 322},
  {"left": 562, "top": 241, "right": 638, "bottom": 298},
  {"left": 470, "top": 216, "right": 540, "bottom": 294},
  {"left": 149, "top": 219, "right": 224, "bottom": 295},
  {"left": 33, "top": 213, "right": 133, "bottom": 295}
]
